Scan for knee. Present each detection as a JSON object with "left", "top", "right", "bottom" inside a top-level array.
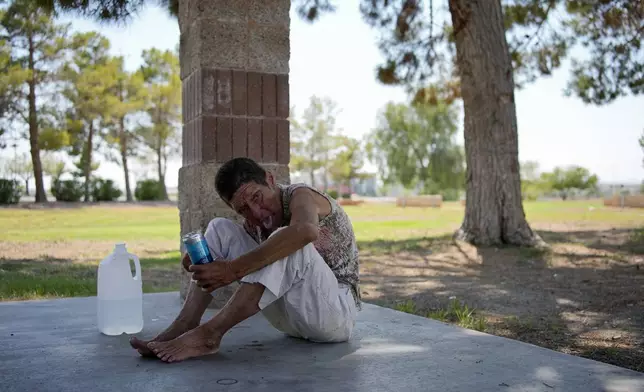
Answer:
[
  {"left": 203, "top": 218, "right": 240, "bottom": 255},
  {"left": 207, "top": 217, "right": 238, "bottom": 233},
  {"left": 206, "top": 218, "right": 243, "bottom": 240}
]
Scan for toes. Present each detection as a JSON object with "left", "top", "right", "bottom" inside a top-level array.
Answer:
[
  {"left": 130, "top": 337, "right": 142, "bottom": 349},
  {"left": 167, "top": 346, "right": 182, "bottom": 356}
]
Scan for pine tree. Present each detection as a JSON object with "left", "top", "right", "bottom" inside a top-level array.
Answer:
[{"left": 1, "top": 0, "right": 72, "bottom": 202}]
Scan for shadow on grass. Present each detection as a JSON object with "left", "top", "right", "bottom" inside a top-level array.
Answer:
[
  {"left": 539, "top": 227, "right": 644, "bottom": 255},
  {"left": 357, "top": 234, "right": 453, "bottom": 255},
  {"left": 0, "top": 253, "right": 181, "bottom": 301},
  {"left": 357, "top": 227, "right": 644, "bottom": 373}
]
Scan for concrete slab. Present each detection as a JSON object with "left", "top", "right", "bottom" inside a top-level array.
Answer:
[{"left": 1, "top": 292, "right": 642, "bottom": 392}]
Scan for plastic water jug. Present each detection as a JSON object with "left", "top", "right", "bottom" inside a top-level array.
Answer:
[{"left": 97, "top": 243, "right": 143, "bottom": 335}]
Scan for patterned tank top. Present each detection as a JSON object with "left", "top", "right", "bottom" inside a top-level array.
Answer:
[{"left": 245, "top": 183, "right": 361, "bottom": 309}]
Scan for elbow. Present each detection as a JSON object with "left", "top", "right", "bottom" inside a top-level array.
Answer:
[{"left": 295, "top": 222, "right": 319, "bottom": 244}]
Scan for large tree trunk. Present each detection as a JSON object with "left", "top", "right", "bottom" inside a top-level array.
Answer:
[
  {"left": 28, "top": 35, "right": 47, "bottom": 203},
  {"left": 448, "top": 0, "right": 543, "bottom": 246},
  {"left": 84, "top": 121, "right": 94, "bottom": 202},
  {"left": 119, "top": 118, "right": 133, "bottom": 202}
]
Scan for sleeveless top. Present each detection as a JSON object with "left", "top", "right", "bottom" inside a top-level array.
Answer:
[{"left": 244, "top": 183, "right": 361, "bottom": 309}]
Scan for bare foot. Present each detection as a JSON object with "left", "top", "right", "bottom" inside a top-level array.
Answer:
[
  {"left": 129, "top": 319, "right": 199, "bottom": 358},
  {"left": 148, "top": 324, "right": 221, "bottom": 363}
]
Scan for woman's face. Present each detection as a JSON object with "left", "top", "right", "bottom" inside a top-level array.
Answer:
[{"left": 228, "top": 176, "right": 282, "bottom": 231}]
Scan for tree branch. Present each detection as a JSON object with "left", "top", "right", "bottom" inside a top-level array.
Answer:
[{"left": 511, "top": 0, "right": 556, "bottom": 53}]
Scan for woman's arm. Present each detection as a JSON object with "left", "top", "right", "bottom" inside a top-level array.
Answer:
[{"left": 229, "top": 188, "right": 321, "bottom": 279}]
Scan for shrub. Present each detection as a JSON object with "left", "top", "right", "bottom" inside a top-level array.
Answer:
[
  {"left": 441, "top": 189, "right": 460, "bottom": 202},
  {"left": 91, "top": 179, "right": 122, "bottom": 202},
  {"left": 0, "top": 179, "right": 22, "bottom": 204},
  {"left": 135, "top": 179, "right": 164, "bottom": 201},
  {"left": 340, "top": 192, "right": 352, "bottom": 199},
  {"left": 327, "top": 190, "right": 338, "bottom": 199},
  {"left": 51, "top": 179, "right": 84, "bottom": 202}
]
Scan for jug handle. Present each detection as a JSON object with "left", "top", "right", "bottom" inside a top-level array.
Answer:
[{"left": 129, "top": 253, "right": 142, "bottom": 281}]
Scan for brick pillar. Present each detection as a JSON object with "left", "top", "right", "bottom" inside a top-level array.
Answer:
[{"left": 177, "top": 0, "right": 290, "bottom": 307}]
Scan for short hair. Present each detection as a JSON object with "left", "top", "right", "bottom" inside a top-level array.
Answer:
[{"left": 215, "top": 157, "right": 268, "bottom": 202}]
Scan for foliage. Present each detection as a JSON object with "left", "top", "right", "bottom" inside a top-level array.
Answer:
[
  {"left": 440, "top": 188, "right": 460, "bottom": 202},
  {"left": 0, "top": 26, "right": 24, "bottom": 127},
  {"left": 136, "top": 48, "right": 181, "bottom": 201},
  {"left": 3, "top": 152, "right": 32, "bottom": 181},
  {"left": 356, "top": 0, "right": 642, "bottom": 105},
  {"left": 134, "top": 179, "right": 164, "bottom": 201},
  {"left": 1, "top": 0, "right": 73, "bottom": 202},
  {"left": 102, "top": 56, "right": 146, "bottom": 201},
  {"left": 91, "top": 178, "right": 122, "bottom": 202},
  {"left": 540, "top": 165, "right": 599, "bottom": 200},
  {"left": 51, "top": 178, "right": 83, "bottom": 202},
  {"left": 520, "top": 160, "right": 547, "bottom": 201},
  {"left": 41, "top": 153, "right": 66, "bottom": 182},
  {"left": 290, "top": 96, "right": 342, "bottom": 189},
  {"left": 327, "top": 189, "right": 338, "bottom": 199},
  {"left": 0, "top": 178, "right": 21, "bottom": 204},
  {"left": 328, "top": 136, "right": 369, "bottom": 192},
  {"left": 33, "top": 0, "right": 335, "bottom": 25},
  {"left": 3, "top": 152, "right": 32, "bottom": 194},
  {"left": 60, "top": 31, "right": 119, "bottom": 202},
  {"left": 367, "top": 100, "right": 464, "bottom": 195}
]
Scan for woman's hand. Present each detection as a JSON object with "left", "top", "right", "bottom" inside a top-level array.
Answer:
[
  {"left": 181, "top": 253, "right": 192, "bottom": 272},
  {"left": 188, "top": 261, "right": 238, "bottom": 292}
]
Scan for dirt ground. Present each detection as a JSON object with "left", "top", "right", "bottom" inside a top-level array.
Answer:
[{"left": 359, "top": 223, "right": 644, "bottom": 372}]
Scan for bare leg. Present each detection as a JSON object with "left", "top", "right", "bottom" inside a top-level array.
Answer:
[
  {"left": 148, "top": 282, "right": 264, "bottom": 363},
  {"left": 132, "top": 218, "right": 252, "bottom": 357},
  {"left": 130, "top": 280, "right": 213, "bottom": 357}
]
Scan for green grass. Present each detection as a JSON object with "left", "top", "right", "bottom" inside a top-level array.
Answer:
[
  {"left": 1, "top": 199, "right": 641, "bottom": 243},
  {"left": 0, "top": 206, "right": 180, "bottom": 242},
  {"left": 394, "top": 298, "right": 487, "bottom": 332},
  {"left": 0, "top": 252, "right": 181, "bottom": 301},
  {"left": 1, "top": 199, "right": 643, "bottom": 301}
]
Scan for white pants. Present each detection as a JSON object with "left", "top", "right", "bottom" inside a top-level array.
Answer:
[{"left": 203, "top": 218, "right": 357, "bottom": 343}]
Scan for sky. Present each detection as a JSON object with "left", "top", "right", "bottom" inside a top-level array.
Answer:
[{"left": 3, "top": 3, "right": 643, "bottom": 189}]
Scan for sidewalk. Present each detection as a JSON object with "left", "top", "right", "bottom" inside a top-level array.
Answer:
[{"left": 1, "top": 292, "right": 642, "bottom": 392}]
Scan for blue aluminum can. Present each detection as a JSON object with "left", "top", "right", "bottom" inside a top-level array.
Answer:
[{"left": 182, "top": 231, "right": 214, "bottom": 265}]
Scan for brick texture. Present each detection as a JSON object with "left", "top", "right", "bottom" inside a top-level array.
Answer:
[
  {"left": 247, "top": 119, "right": 262, "bottom": 161},
  {"left": 262, "top": 119, "right": 277, "bottom": 162},
  {"left": 276, "top": 119, "right": 289, "bottom": 164},
  {"left": 276, "top": 74, "right": 289, "bottom": 118},
  {"left": 232, "top": 71, "right": 247, "bottom": 115},
  {"left": 183, "top": 68, "right": 289, "bottom": 165},
  {"left": 247, "top": 72, "right": 262, "bottom": 117},
  {"left": 232, "top": 118, "right": 247, "bottom": 157},
  {"left": 262, "top": 74, "right": 276, "bottom": 117}
]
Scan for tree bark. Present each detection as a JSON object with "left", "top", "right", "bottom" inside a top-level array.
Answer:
[
  {"left": 84, "top": 121, "right": 94, "bottom": 202},
  {"left": 448, "top": 0, "right": 543, "bottom": 246},
  {"left": 119, "top": 118, "right": 133, "bottom": 202},
  {"left": 28, "top": 33, "right": 47, "bottom": 203}
]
